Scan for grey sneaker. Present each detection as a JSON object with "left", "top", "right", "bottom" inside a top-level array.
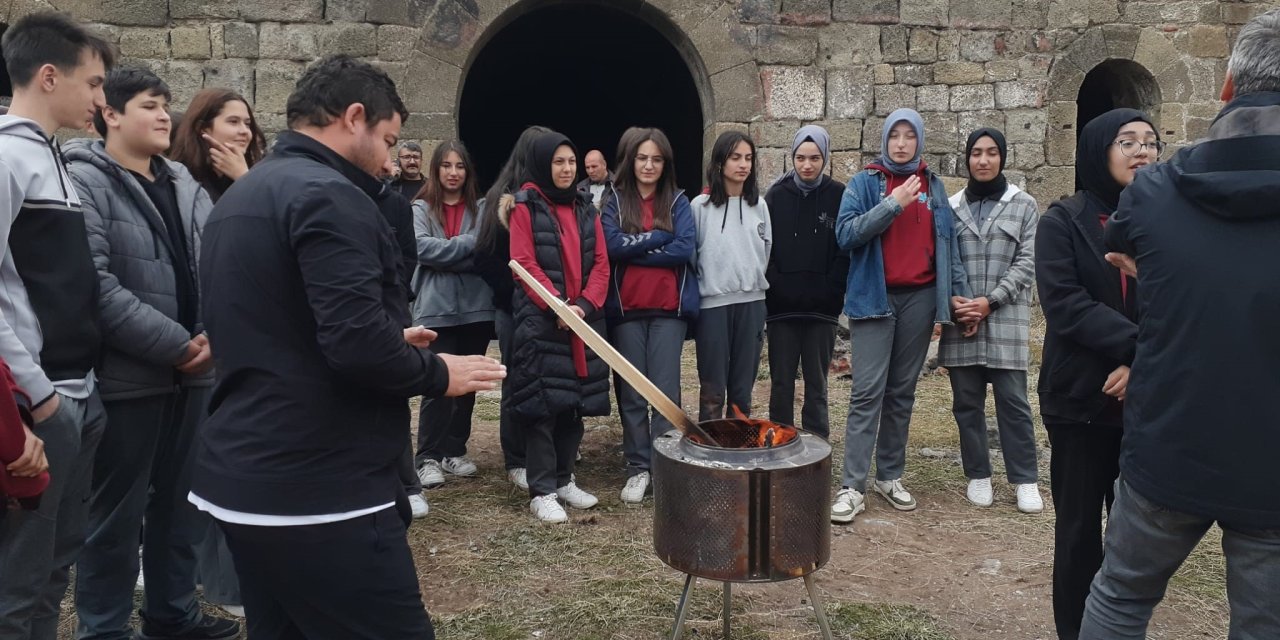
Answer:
[
  {"left": 874, "top": 479, "right": 918, "bottom": 511},
  {"left": 417, "top": 459, "right": 445, "bottom": 488},
  {"left": 830, "top": 488, "right": 865, "bottom": 524},
  {"left": 440, "top": 456, "right": 477, "bottom": 476}
]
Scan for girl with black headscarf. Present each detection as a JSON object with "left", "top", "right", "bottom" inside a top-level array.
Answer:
[
  {"left": 505, "top": 131, "right": 611, "bottom": 524},
  {"left": 1034, "top": 107, "right": 1160, "bottom": 640}
]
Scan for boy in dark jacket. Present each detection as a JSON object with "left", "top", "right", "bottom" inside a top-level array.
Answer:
[{"left": 764, "top": 125, "right": 849, "bottom": 439}]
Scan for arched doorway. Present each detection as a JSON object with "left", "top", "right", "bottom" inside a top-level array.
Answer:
[
  {"left": 458, "top": 3, "right": 706, "bottom": 193},
  {"left": 1074, "top": 59, "right": 1161, "bottom": 190}
]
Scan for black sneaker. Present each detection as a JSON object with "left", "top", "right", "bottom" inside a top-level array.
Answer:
[{"left": 136, "top": 612, "right": 241, "bottom": 640}]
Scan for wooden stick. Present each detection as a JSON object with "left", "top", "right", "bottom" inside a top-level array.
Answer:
[{"left": 509, "top": 260, "right": 718, "bottom": 444}]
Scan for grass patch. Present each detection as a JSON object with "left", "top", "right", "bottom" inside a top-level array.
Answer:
[{"left": 827, "top": 602, "right": 952, "bottom": 640}]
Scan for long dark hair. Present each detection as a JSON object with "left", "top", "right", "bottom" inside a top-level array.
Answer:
[
  {"left": 610, "top": 127, "right": 676, "bottom": 233},
  {"left": 419, "top": 140, "right": 479, "bottom": 225},
  {"left": 475, "top": 125, "right": 552, "bottom": 253},
  {"left": 168, "top": 88, "right": 266, "bottom": 197},
  {"left": 705, "top": 131, "right": 759, "bottom": 207}
]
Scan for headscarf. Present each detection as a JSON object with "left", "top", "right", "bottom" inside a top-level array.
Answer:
[
  {"left": 963, "top": 128, "right": 1009, "bottom": 203},
  {"left": 775, "top": 124, "right": 830, "bottom": 195},
  {"left": 526, "top": 131, "right": 579, "bottom": 205},
  {"left": 877, "top": 108, "right": 925, "bottom": 176},
  {"left": 1075, "top": 108, "right": 1155, "bottom": 210}
]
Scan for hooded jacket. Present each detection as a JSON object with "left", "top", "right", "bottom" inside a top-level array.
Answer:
[
  {"left": 63, "top": 138, "right": 214, "bottom": 400},
  {"left": 0, "top": 116, "right": 101, "bottom": 405},
  {"left": 1104, "top": 91, "right": 1280, "bottom": 529},
  {"left": 764, "top": 174, "right": 849, "bottom": 323},
  {"left": 690, "top": 193, "right": 772, "bottom": 310},
  {"left": 408, "top": 200, "right": 496, "bottom": 328}
]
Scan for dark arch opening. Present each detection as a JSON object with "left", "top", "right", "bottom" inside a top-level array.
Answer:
[
  {"left": 1075, "top": 59, "right": 1161, "bottom": 190},
  {"left": 459, "top": 3, "right": 705, "bottom": 194},
  {"left": 0, "top": 23, "right": 12, "bottom": 100}
]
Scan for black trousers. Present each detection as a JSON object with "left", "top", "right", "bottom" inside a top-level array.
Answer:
[
  {"left": 767, "top": 319, "right": 836, "bottom": 439},
  {"left": 1046, "top": 422, "right": 1122, "bottom": 640},
  {"left": 525, "top": 411, "right": 583, "bottom": 498},
  {"left": 495, "top": 310, "right": 525, "bottom": 470},
  {"left": 218, "top": 508, "right": 433, "bottom": 640},
  {"left": 415, "top": 322, "right": 493, "bottom": 464}
]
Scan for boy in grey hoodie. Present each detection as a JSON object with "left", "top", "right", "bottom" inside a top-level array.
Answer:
[{"left": 0, "top": 13, "right": 114, "bottom": 640}]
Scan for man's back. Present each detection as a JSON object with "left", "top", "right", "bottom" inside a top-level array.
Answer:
[{"left": 1106, "top": 93, "right": 1280, "bottom": 529}]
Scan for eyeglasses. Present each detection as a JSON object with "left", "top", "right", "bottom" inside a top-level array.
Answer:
[{"left": 1112, "top": 139, "right": 1165, "bottom": 159}]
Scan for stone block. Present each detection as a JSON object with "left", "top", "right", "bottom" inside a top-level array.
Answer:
[
  {"left": 378, "top": 26, "right": 419, "bottom": 62},
  {"left": 85, "top": 23, "right": 124, "bottom": 45},
  {"left": 1062, "top": 28, "right": 1107, "bottom": 74},
  {"left": 1184, "top": 114, "right": 1213, "bottom": 141},
  {"left": 222, "top": 23, "right": 259, "bottom": 59},
  {"left": 1026, "top": 166, "right": 1075, "bottom": 207},
  {"left": 949, "top": 84, "right": 994, "bottom": 110},
  {"left": 319, "top": 23, "right": 378, "bottom": 58},
  {"left": 881, "top": 25, "right": 910, "bottom": 63},
  {"left": 818, "top": 24, "right": 883, "bottom": 68},
  {"left": 894, "top": 64, "right": 933, "bottom": 86},
  {"left": 1011, "top": 0, "right": 1049, "bottom": 28},
  {"left": 995, "top": 81, "right": 1044, "bottom": 109},
  {"left": 120, "top": 28, "right": 169, "bottom": 59},
  {"left": 171, "top": 26, "right": 212, "bottom": 60},
  {"left": 692, "top": 3, "right": 758, "bottom": 76},
  {"left": 827, "top": 67, "right": 875, "bottom": 119},
  {"left": 1018, "top": 55, "right": 1053, "bottom": 79},
  {"left": 763, "top": 66, "right": 826, "bottom": 120},
  {"left": 985, "top": 61, "right": 1019, "bottom": 82},
  {"left": 1188, "top": 58, "right": 1226, "bottom": 104},
  {"left": 862, "top": 116, "right": 887, "bottom": 152},
  {"left": 950, "top": 0, "right": 1012, "bottom": 28},
  {"left": 394, "top": 53, "right": 462, "bottom": 114},
  {"left": 900, "top": 0, "right": 948, "bottom": 26},
  {"left": 829, "top": 152, "right": 863, "bottom": 184},
  {"left": 1046, "top": 63, "right": 1084, "bottom": 101},
  {"left": 833, "top": 0, "right": 901, "bottom": 24},
  {"left": 750, "top": 120, "right": 804, "bottom": 148},
  {"left": 170, "top": 0, "right": 238, "bottom": 19},
  {"left": 1009, "top": 143, "right": 1045, "bottom": 170},
  {"left": 202, "top": 58, "right": 255, "bottom": 102},
  {"left": 100, "top": 0, "right": 167, "bottom": 26},
  {"left": 959, "top": 32, "right": 997, "bottom": 62},
  {"left": 958, "top": 109, "right": 1005, "bottom": 134},
  {"left": 1089, "top": 0, "right": 1120, "bottom": 24},
  {"left": 325, "top": 0, "right": 369, "bottom": 21},
  {"left": 365, "top": 0, "right": 433, "bottom": 26},
  {"left": 1044, "top": 101, "right": 1077, "bottom": 164},
  {"left": 711, "top": 63, "right": 765, "bottom": 122},
  {"left": 780, "top": 0, "right": 832, "bottom": 25},
  {"left": 935, "top": 31, "right": 961, "bottom": 61},
  {"left": 1156, "top": 60, "right": 1194, "bottom": 103},
  {"left": 238, "top": 0, "right": 325, "bottom": 22},
  {"left": 917, "top": 84, "right": 950, "bottom": 111},
  {"left": 210, "top": 24, "right": 225, "bottom": 59},
  {"left": 922, "top": 111, "right": 959, "bottom": 151},
  {"left": 254, "top": 61, "right": 308, "bottom": 114},
  {"left": 1133, "top": 30, "right": 1179, "bottom": 77},
  {"left": 1101, "top": 24, "right": 1141, "bottom": 60},
  {"left": 908, "top": 28, "right": 939, "bottom": 63},
  {"left": 811, "top": 120, "right": 864, "bottom": 150},
  {"left": 1157, "top": 102, "right": 1185, "bottom": 141},
  {"left": 415, "top": 0, "right": 486, "bottom": 68},
  {"left": 163, "top": 61, "right": 206, "bottom": 107},
  {"left": 1047, "top": 0, "right": 1089, "bottom": 27},
  {"left": 1159, "top": 1, "right": 1203, "bottom": 23},
  {"left": 757, "top": 146, "right": 789, "bottom": 185},
  {"left": 925, "top": 153, "right": 958, "bottom": 175},
  {"left": 873, "top": 84, "right": 916, "bottom": 115},
  {"left": 757, "top": 25, "right": 819, "bottom": 65},
  {"left": 1178, "top": 25, "right": 1230, "bottom": 58},
  {"left": 738, "top": 0, "right": 781, "bottom": 24},
  {"left": 933, "top": 61, "right": 985, "bottom": 84},
  {"left": 399, "top": 112, "right": 456, "bottom": 141},
  {"left": 873, "top": 64, "right": 896, "bottom": 84},
  {"left": 1005, "top": 109, "right": 1047, "bottom": 143},
  {"left": 259, "top": 24, "right": 319, "bottom": 61},
  {"left": 1222, "top": 3, "right": 1267, "bottom": 25},
  {"left": 711, "top": 122, "right": 752, "bottom": 141}
]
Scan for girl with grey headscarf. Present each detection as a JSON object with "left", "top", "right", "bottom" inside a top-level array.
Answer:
[
  {"left": 829, "top": 108, "right": 974, "bottom": 525},
  {"left": 763, "top": 125, "right": 849, "bottom": 440}
]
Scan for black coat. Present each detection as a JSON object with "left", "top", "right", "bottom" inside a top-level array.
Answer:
[
  {"left": 1034, "top": 191, "right": 1137, "bottom": 426},
  {"left": 763, "top": 175, "right": 849, "bottom": 323},
  {"left": 375, "top": 186, "right": 417, "bottom": 300},
  {"left": 194, "top": 131, "right": 449, "bottom": 516}
]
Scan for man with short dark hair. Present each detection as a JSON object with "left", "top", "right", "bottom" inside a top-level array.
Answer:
[
  {"left": 0, "top": 12, "right": 114, "bottom": 639},
  {"left": 64, "top": 66, "right": 238, "bottom": 640},
  {"left": 191, "top": 54, "right": 504, "bottom": 639},
  {"left": 1080, "top": 8, "right": 1280, "bottom": 638},
  {"left": 391, "top": 141, "right": 424, "bottom": 202}
]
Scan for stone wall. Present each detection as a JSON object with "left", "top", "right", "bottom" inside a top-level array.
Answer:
[{"left": 7, "top": 0, "right": 1274, "bottom": 206}]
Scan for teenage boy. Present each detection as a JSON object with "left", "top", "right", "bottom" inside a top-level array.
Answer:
[
  {"left": 0, "top": 12, "right": 114, "bottom": 640},
  {"left": 65, "top": 67, "right": 238, "bottom": 640}
]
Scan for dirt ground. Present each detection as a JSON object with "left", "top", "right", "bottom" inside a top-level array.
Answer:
[{"left": 57, "top": 340, "right": 1230, "bottom": 639}]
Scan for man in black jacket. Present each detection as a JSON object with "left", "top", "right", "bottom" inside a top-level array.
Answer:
[
  {"left": 1080, "top": 9, "right": 1280, "bottom": 638},
  {"left": 190, "top": 55, "right": 504, "bottom": 640}
]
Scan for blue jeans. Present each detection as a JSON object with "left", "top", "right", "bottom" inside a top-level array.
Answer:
[{"left": 1080, "top": 477, "right": 1280, "bottom": 640}]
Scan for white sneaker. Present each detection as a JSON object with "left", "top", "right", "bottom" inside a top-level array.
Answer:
[
  {"left": 1016, "top": 483, "right": 1044, "bottom": 514},
  {"left": 408, "top": 494, "right": 429, "bottom": 519},
  {"left": 874, "top": 479, "right": 918, "bottom": 511},
  {"left": 555, "top": 482, "right": 599, "bottom": 509},
  {"left": 530, "top": 494, "right": 568, "bottom": 523},
  {"left": 967, "top": 477, "right": 994, "bottom": 507},
  {"left": 830, "top": 488, "right": 865, "bottom": 524},
  {"left": 440, "top": 456, "right": 478, "bottom": 476},
  {"left": 620, "top": 472, "right": 650, "bottom": 504},
  {"left": 417, "top": 459, "right": 445, "bottom": 488},
  {"left": 508, "top": 467, "right": 528, "bottom": 491}
]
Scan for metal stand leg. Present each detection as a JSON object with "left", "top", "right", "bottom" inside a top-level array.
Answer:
[
  {"left": 670, "top": 574, "right": 696, "bottom": 640},
  {"left": 722, "top": 582, "right": 732, "bottom": 639},
  {"left": 803, "top": 574, "right": 834, "bottom": 640}
]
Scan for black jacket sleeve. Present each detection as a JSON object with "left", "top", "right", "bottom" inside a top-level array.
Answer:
[
  {"left": 1035, "top": 211, "right": 1137, "bottom": 365},
  {"left": 292, "top": 184, "right": 449, "bottom": 398}
]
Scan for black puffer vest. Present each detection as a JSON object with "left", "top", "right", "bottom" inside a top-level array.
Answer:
[{"left": 508, "top": 189, "right": 611, "bottom": 420}]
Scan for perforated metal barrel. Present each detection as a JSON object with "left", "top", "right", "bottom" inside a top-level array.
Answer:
[{"left": 652, "top": 420, "right": 832, "bottom": 583}]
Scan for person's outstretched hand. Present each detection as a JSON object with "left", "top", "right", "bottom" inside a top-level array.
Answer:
[
  {"left": 1105, "top": 252, "right": 1137, "bottom": 278},
  {"left": 438, "top": 354, "right": 506, "bottom": 397},
  {"left": 404, "top": 326, "right": 437, "bottom": 348}
]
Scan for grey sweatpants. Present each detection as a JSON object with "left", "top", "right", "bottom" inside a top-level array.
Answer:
[
  {"left": 0, "top": 391, "right": 106, "bottom": 640},
  {"left": 841, "top": 286, "right": 936, "bottom": 491},
  {"left": 948, "top": 366, "right": 1038, "bottom": 484},
  {"left": 767, "top": 319, "right": 837, "bottom": 439},
  {"left": 610, "top": 317, "right": 686, "bottom": 476},
  {"left": 695, "top": 301, "right": 766, "bottom": 421}
]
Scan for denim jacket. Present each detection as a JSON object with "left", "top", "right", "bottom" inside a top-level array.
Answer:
[{"left": 835, "top": 168, "right": 972, "bottom": 322}]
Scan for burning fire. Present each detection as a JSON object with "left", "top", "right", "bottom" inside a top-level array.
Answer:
[{"left": 686, "top": 406, "right": 799, "bottom": 448}]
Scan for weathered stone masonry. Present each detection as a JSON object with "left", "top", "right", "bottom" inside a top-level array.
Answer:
[{"left": 6, "top": 0, "right": 1273, "bottom": 207}]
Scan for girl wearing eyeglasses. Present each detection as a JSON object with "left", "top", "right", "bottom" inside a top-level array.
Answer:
[{"left": 1034, "top": 107, "right": 1159, "bottom": 640}]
